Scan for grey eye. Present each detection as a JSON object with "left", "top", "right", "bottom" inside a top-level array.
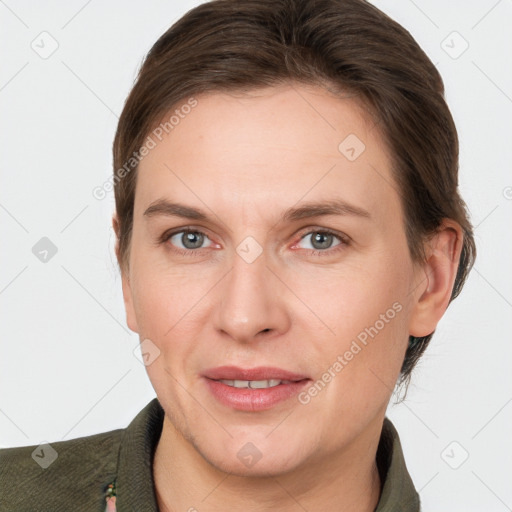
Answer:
[
  {"left": 298, "top": 231, "right": 341, "bottom": 251},
  {"left": 170, "top": 231, "right": 210, "bottom": 250}
]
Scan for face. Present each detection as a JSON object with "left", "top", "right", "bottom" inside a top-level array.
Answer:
[{"left": 120, "top": 84, "right": 426, "bottom": 476}]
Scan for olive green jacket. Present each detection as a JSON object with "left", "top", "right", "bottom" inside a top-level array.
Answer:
[{"left": 0, "top": 399, "right": 420, "bottom": 511}]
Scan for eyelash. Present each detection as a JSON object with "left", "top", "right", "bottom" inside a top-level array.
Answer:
[{"left": 158, "top": 227, "right": 349, "bottom": 258}]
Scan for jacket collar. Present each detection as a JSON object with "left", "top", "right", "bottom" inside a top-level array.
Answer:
[
  {"left": 375, "top": 417, "right": 420, "bottom": 511},
  {"left": 115, "top": 398, "right": 164, "bottom": 510}
]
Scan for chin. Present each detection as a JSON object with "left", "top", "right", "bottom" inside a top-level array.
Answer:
[
  {"left": 207, "top": 450, "right": 302, "bottom": 479},
  {"left": 187, "top": 431, "right": 305, "bottom": 478}
]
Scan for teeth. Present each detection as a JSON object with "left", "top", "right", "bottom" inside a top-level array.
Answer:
[
  {"left": 218, "top": 379, "right": 290, "bottom": 389},
  {"left": 248, "top": 379, "right": 282, "bottom": 389}
]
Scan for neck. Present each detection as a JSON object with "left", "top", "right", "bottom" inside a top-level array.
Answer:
[{"left": 153, "top": 415, "right": 383, "bottom": 512}]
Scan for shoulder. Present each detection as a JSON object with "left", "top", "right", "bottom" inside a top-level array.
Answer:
[{"left": 0, "top": 427, "right": 124, "bottom": 511}]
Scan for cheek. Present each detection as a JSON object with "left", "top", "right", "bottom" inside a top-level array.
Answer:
[
  {"left": 129, "top": 243, "right": 213, "bottom": 337},
  {"left": 290, "top": 254, "right": 413, "bottom": 393},
  {"left": 130, "top": 272, "right": 174, "bottom": 337},
  {"left": 130, "top": 264, "right": 206, "bottom": 387},
  {"left": 292, "top": 251, "right": 411, "bottom": 333}
]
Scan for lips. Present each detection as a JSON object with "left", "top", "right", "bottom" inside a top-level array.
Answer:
[
  {"left": 202, "top": 366, "right": 311, "bottom": 411},
  {"left": 202, "top": 365, "right": 310, "bottom": 382}
]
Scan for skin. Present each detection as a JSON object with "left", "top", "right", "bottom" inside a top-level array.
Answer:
[{"left": 113, "top": 83, "right": 462, "bottom": 511}]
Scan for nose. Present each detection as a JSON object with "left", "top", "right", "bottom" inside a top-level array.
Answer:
[{"left": 212, "top": 247, "right": 291, "bottom": 344}]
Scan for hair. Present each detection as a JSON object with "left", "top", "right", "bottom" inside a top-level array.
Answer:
[{"left": 112, "top": 0, "right": 476, "bottom": 396}]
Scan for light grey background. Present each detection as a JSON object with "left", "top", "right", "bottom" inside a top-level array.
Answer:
[{"left": 1, "top": 1, "right": 511, "bottom": 510}]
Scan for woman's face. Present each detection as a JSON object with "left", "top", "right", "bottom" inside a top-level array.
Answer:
[{"left": 121, "top": 84, "right": 426, "bottom": 476}]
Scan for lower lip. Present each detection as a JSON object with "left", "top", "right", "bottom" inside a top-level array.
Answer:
[{"left": 204, "top": 378, "right": 310, "bottom": 411}]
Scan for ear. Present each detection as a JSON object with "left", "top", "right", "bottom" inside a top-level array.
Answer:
[
  {"left": 112, "top": 214, "right": 122, "bottom": 265},
  {"left": 112, "top": 214, "right": 139, "bottom": 334},
  {"left": 408, "top": 219, "right": 464, "bottom": 338}
]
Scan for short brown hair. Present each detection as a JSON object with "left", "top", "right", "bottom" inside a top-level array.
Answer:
[{"left": 113, "top": 0, "right": 476, "bottom": 392}]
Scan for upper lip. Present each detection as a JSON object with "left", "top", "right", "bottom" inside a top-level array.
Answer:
[{"left": 202, "top": 366, "right": 310, "bottom": 382}]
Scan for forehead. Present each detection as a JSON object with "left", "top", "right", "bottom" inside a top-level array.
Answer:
[{"left": 135, "top": 84, "right": 400, "bottom": 225}]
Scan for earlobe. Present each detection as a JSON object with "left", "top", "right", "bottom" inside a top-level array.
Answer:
[{"left": 409, "top": 220, "right": 464, "bottom": 338}]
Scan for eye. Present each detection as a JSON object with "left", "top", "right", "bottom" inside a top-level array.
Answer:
[
  {"left": 167, "top": 230, "right": 214, "bottom": 251},
  {"left": 295, "top": 229, "right": 345, "bottom": 252}
]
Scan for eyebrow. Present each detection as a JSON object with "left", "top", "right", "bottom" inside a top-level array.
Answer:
[
  {"left": 281, "top": 199, "right": 371, "bottom": 222},
  {"left": 144, "top": 200, "right": 209, "bottom": 221},
  {"left": 143, "top": 198, "right": 371, "bottom": 223}
]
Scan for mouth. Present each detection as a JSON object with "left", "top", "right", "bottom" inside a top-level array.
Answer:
[{"left": 202, "top": 366, "right": 311, "bottom": 411}]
